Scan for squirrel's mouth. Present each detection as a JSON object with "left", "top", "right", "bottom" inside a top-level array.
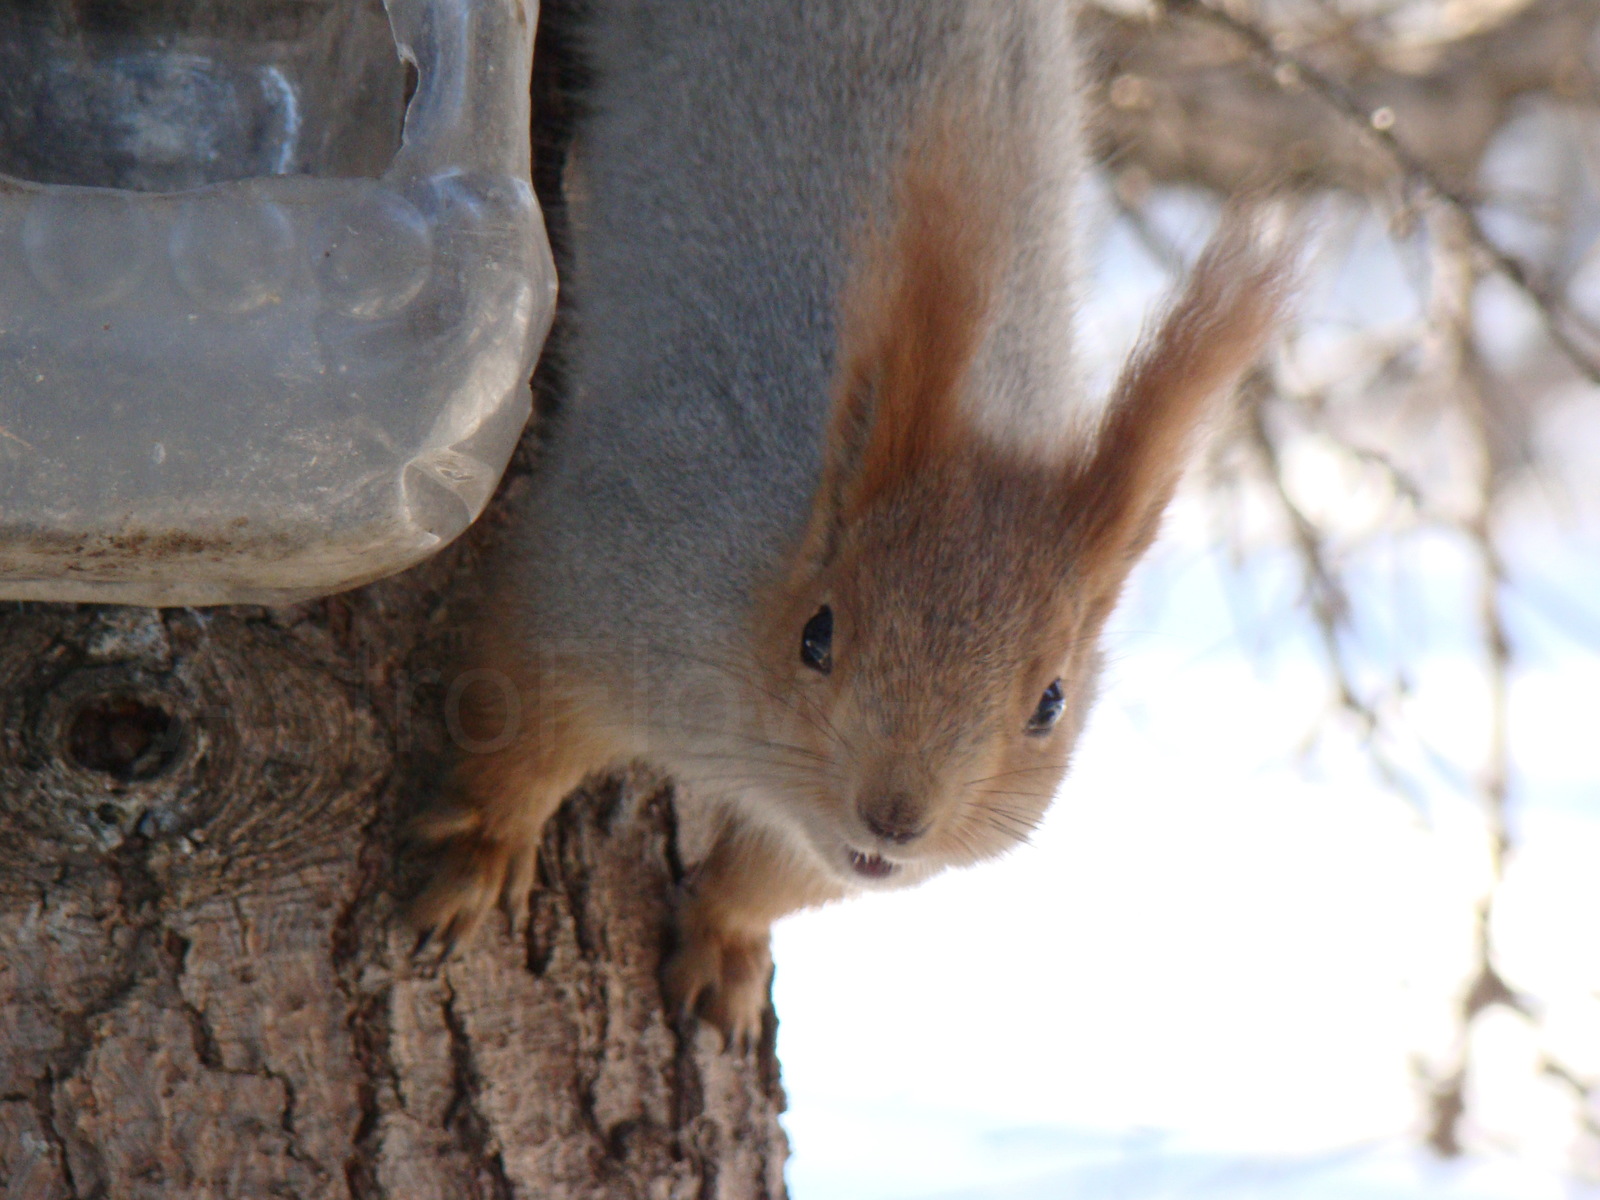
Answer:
[{"left": 849, "top": 849, "right": 897, "bottom": 880}]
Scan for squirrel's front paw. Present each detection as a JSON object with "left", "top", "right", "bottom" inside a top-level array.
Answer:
[
  {"left": 662, "top": 903, "right": 773, "bottom": 1049},
  {"left": 410, "top": 808, "right": 539, "bottom": 954}
]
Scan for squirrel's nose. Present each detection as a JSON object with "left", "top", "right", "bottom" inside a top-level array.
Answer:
[{"left": 859, "top": 792, "right": 928, "bottom": 845}]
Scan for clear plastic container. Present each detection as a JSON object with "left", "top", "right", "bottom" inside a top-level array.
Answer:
[{"left": 0, "top": 0, "right": 554, "bottom": 605}]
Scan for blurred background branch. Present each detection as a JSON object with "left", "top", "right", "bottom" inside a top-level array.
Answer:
[{"left": 1077, "top": 0, "right": 1600, "bottom": 1179}]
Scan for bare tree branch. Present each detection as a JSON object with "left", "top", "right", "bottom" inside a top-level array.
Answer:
[{"left": 1086, "top": 0, "right": 1600, "bottom": 385}]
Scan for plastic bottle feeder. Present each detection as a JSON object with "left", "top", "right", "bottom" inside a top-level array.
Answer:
[{"left": 0, "top": 0, "right": 554, "bottom": 605}]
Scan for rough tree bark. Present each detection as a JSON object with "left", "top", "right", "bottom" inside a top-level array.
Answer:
[
  {"left": 0, "top": 3, "right": 786, "bottom": 1199},
  {"left": 0, "top": 600, "right": 786, "bottom": 1200},
  {"left": 0, "top": 361, "right": 790, "bottom": 1192}
]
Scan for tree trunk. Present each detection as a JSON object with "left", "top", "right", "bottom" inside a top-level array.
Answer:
[
  {"left": 0, "top": 4, "right": 787, "bottom": 1198},
  {"left": 0, "top": 595, "right": 787, "bottom": 1200}
]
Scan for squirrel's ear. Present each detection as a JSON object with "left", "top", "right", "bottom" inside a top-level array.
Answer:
[
  {"left": 813, "top": 118, "right": 1005, "bottom": 542},
  {"left": 1066, "top": 214, "right": 1295, "bottom": 569}
]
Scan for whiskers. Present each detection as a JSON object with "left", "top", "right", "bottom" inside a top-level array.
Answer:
[
  {"left": 973, "top": 800, "right": 1045, "bottom": 843},
  {"left": 643, "top": 642, "right": 860, "bottom": 776},
  {"left": 962, "top": 763, "right": 1064, "bottom": 789},
  {"left": 939, "top": 818, "right": 988, "bottom": 865},
  {"left": 949, "top": 777, "right": 1055, "bottom": 860},
  {"left": 662, "top": 731, "right": 831, "bottom": 790}
]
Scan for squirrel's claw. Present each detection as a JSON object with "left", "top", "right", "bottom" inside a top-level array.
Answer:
[
  {"left": 662, "top": 903, "right": 772, "bottom": 1051},
  {"left": 411, "top": 927, "right": 436, "bottom": 961},
  {"left": 409, "top": 816, "right": 536, "bottom": 957}
]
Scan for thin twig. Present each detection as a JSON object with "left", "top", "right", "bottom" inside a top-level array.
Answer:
[{"left": 1163, "top": 0, "right": 1600, "bottom": 386}]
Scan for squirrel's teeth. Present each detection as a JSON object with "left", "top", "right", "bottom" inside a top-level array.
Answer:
[{"left": 849, "top": 850, "right": 896, "bottom": 879}]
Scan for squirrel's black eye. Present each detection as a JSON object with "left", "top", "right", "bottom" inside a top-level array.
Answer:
[
  {"left": 1026, "top": 679, "right": 1064, "bottom": 735},
  {"left": 800, "top": 605, "right": 833, "bottom": 673}
]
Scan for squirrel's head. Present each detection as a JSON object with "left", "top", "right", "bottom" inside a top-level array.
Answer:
[{"left": 750, "top": 137, "right": 1292, "bottom": 890}]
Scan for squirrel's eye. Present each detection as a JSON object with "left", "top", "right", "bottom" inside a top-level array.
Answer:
[
  {"left": 800, "top": 605, "right": 833, "bottom": 673},
  {"left": 1026, "top": 679, "right": 1064, "bottom": 735}
]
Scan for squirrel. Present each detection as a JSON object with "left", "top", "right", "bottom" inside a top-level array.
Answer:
[{"left": 413, "top": 0, "right": 1292, "bottom": 1042}]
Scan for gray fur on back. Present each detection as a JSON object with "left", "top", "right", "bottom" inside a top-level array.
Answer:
[{"left": 502, "top": 0, "right": 1080, "bottom": 714}]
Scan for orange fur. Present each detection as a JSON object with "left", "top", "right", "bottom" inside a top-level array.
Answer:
[
  {"left": 415, "top": 49, "right": 1293, "bottom": 1047},
  {"left": 663, "top": 819, "right": 846, "bottom": 1046},
  {"left": 734, "top": 202, "right": 1292, "bottom": 1037},
  {"left": 1068, "top": 218, "right": 1292, "bottom": 568},
  {"left": 828, "top": 108, "right": 1016, "bottom": 522},
  {"left": 411, "top": 618, "right": 623, "bottom": 948}
]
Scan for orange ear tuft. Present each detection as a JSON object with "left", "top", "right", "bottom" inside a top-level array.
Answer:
[
  {"left": 820, "top": 108, "right": 1013, "bottom": 527},
  {"left": 1067, "top": 214, "right": 1295, "bottom": 566}
]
